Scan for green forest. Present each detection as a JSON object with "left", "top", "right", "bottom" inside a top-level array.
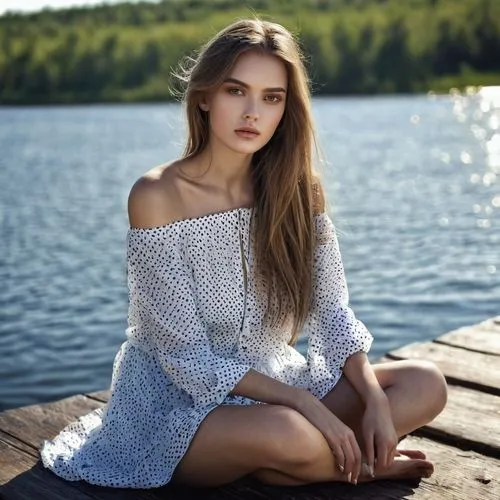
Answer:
[{"left": 1, "top": 0, "right": 499, "bottom": 104}]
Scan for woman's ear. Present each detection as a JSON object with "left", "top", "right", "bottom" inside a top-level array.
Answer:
[{"left": 199, "top": 100, "right": 209, "bottom": 112}]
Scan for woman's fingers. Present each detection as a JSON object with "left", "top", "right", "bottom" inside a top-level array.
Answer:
[
  {"left": 364, "top": 430, "right": 375, "bottom": 477},
  {"left": 342, "top": 438, "right": 355, "bottom": 482},
  {"left": 349, "top": 432, "right": 362, "bottom": 483},
  {"left": 387, "top": 443, "right": 398, "bottom": 467},
  {"left": 376, "top": 437, "right": 388, "bottom": 470},
  {"left": 384, "top": 437, "right": 398, "bottom": 469},
  {"left": 332, "top": 442, "right": 346, "bottom": 475},
  {"left": 330, "top": 434, "right": 358, "bottom": 483},
  {"left": 334, "top": 431, "right": 361, "bottom": 484},
  {"left": 375, "top": 437, "right": 398, "bottom": 470}
]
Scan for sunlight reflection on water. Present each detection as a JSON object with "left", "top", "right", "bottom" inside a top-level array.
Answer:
[{"left": 448, "top": 86, "right": 500, "bottom": 236}]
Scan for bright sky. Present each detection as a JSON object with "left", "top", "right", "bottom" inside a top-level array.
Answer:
[{"left": 0, "top": 0, "right": 156, "bottom": 15}]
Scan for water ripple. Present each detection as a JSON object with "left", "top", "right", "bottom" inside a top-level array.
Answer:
[{"left": 0, "top": 96, "right": 498, "bottom": 411}]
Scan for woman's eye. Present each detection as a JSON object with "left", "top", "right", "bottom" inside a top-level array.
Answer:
[
  {"left": 265, "top": 95, "right": 282, "bottom": 103},
  {"left": 228, "top": 88, "right": 243, "bottom": 95}
]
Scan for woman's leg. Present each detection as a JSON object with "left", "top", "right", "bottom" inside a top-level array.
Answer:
[
  {"left": 170, "top": 403, "right": 345, "bottom": 487},
  {"left": 320, "top": 359, "right": 448, "bottom": 457},
  {"left": 255, "top": 360, "right": 446, "bottom": 486},
  {"left": 171, "top": 360, "right": 445, "bottom": 488}
]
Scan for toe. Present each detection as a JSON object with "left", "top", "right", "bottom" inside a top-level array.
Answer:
[
  {"left": 396, "top": 449, "right": 427, "bottom": 460},
  {"left": 420, "top": 462, "right": 434, "bottom": 478}
]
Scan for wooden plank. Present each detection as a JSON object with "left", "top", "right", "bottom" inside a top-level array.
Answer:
[
  {"left": 396, "top": 435, "right": 500, "bottom": 499},
  {"left": 0, "top": 431, "right": 196, "bottom": 500},
  {"left": 85, "top": 391, "right": 110, "bottom": 404},
  {"left": 378, "top": 358, "right": 500, "bottom": 456},
  {"left": 0, "top": 395, "right": 245, "bottom": 500},
  {"left": 1, "top": 412, "right": 499, "bottom": 499},
  {"left": 0, "top": 437, "right": 43, "bottom": 486},
  {"left": 387, "top": 342, "right": 500, "bottom": 395},
  {"left": 416, "top": 385, "right": 500, "bottom": 457},
  {"left": 0, "top": 397, "right": 253, "bottom": 500},
  {"left": 435, "top": 323, "right": 500, "bottom": 356},
  {"left": 478, "top": 316, "right": 500, "bottom": 331},
  {"left": 159, "top": 481, "right": 271, "bottom": 500},
  {"left": 0, "top": 430, "right": 38, "bottom": 459},
  {"left": 2, "top": 434, "right": 499, "bottom": 500},
  {"left": 0, "top": 437, "right": 94, "bottom": 499},
  {"left": 1, "top": 313, "right": 498, "bottom": 500},
  {"left": 195, "top": 436, "right": 500, "bottom": 499},
  {"left": 0, "top": 396, "right": 104, "bottom": 451}
]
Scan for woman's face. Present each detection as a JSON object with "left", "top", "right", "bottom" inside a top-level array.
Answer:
[{"left": 201, "top": 50, "right": 288, "bottom": 157}]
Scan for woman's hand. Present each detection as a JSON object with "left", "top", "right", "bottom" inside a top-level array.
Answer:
[
  {"left": 362, "top": 393, "right": 398, "bottom": 475},
  {"left": 295, "top": 389, "right": 362, "bottom": 484}
]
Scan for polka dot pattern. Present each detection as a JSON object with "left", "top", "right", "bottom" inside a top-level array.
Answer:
[
  {"left": 39, "top": 207, "right": 372, "bottom": 488},
  {"left": 307, "top": 212, "right": 373, "bottom": 398}
]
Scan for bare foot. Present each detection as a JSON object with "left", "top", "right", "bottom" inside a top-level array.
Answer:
[
  {"left": 359, "top": 449, "right": 433, "bottom": 483},
  {"left": 396, "top": 449, "right": 427, "bottom": 460}
]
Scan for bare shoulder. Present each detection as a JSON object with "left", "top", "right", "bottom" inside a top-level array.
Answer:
[{"left": 127, "top": 161, "right": 184, "bottom": 229}]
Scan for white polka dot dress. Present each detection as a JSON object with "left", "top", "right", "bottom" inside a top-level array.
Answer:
[{"left": 39, "top": 207, "right": 373, "bottom": 488}]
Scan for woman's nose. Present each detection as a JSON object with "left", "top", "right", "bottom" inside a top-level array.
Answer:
[{"left": 243, "top": 101, "right": 259, "bottom": 121}]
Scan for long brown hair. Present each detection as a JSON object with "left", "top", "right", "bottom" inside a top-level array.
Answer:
[{"left": 174, "top": 18, "right": 325, "bottom": 345}]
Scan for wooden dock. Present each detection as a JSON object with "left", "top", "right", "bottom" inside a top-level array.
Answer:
[{"left": 1, "top": 316, "right": 499, "bottom": 499}]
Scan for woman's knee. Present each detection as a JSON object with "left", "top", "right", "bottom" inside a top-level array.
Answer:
[
  {"left": 265, "top": 405, "right": 331, "bottom": 469},
  {"left": 405, "top": 360, "right": 448, "bottom": 418}
]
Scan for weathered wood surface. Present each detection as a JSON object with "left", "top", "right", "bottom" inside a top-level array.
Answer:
[
  {"left": 1, "top": 315, "right": 500, "bottom": 499},
  {"left": 416, "top": 385, "right": 500, "bottom": 457},
  {"left": 0, "top": 396, "right": 103, "bottom": 456},
  {"left": 2, "top": 432, "right": 499, "bottom": 500},
  {"left": 434, "top": 316, "right": 500, "bottom": 356},
  {"left": 388, "top": 335, "right": 500, "bottom": 395}
]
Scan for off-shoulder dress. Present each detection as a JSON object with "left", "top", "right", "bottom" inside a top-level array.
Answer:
[{"left": 39, "top": 207, "right": 373, "bottom": 488}]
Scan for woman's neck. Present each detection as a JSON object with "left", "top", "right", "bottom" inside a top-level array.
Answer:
[{"left": 188, "top": 145, "right": 253, "bottom": 199}]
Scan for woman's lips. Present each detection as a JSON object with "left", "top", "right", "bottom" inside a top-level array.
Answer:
[{"left": 235, "top": 128, "right": 260, "bottom": 139}]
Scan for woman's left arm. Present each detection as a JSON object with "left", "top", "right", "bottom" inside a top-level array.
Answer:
[
  {"left": 307, "top": 206, "right": 396, "bottom": 476},
  {"left": 343, "top": 351, "right": 398, "bottom": 475}
]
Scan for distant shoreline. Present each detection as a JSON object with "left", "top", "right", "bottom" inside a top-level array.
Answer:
[
  {"left": 0, "top": 84, "right": 497, "bottom": 107},
  {"left": 1, "top": 0, "right": 499, "bottom": 106}
]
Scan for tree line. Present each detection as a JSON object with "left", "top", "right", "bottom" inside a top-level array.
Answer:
[{"left": 0, "top": 0, "right": 499, "bottom": 104}]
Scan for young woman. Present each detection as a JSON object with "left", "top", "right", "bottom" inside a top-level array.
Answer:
[{"left": 40, "top": 18, "right": 447, "bottom": 489}]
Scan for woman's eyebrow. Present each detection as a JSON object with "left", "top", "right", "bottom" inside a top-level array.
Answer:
[{"left": 223, "top": 77, "right": 286, "bottom": 93}]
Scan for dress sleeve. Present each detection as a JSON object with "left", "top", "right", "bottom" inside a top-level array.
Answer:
[
  {"left": 126, "top": 228, "right": 252, "bottom": 408},
  {"left": 307, "top": 213, "right": 373, "bottom": 399}
]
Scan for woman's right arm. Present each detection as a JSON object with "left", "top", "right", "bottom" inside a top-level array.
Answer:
[{"left": 230, "top": 367, "right": 303, "bottom": 406}]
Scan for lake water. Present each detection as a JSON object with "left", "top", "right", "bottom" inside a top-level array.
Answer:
[{"left": 1, "top": 93, "right": 499, "bottom": 412}]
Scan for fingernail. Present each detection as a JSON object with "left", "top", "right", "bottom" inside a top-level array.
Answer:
[
  {"left": 347, "top": 472, "right": 352, "bottom": 483},
  {"left": 338, "top": 464, "right": 344, "bottom": 472},
  {"left": 369, "top": 465, "right": 375, "bottom": 477},
  {"left": 353, "top": 477, "right": 358, "bottom": 485}
]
